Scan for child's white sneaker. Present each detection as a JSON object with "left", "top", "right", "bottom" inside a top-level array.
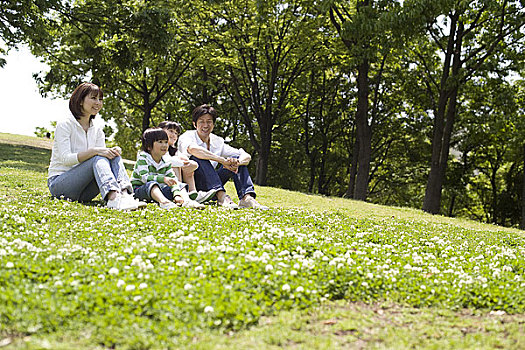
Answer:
[
  {"left": 107, "top": 193, "right": 138, "bottom": 211},
  {"left": 182, "top": 200, "right": 205, "bottom": 210},
  {"left": 159, "top": 201, "right": 179, "bottom": 209}
]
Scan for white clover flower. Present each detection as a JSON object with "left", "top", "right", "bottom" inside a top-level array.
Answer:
[
  {"left": 125, "top": 284, "right": 136, "bottom": 292},
  {"left": 6, "top": 262, "right": 14, "bottom": 268},
  {"left": 139, "top": 283, "right": 148, "bottom": 289},
  {"left": 296, "top": 286, "right": 304, "bottom": 293},
  {"left": 290, "top": 270, "right": 298, "bottom": 276},
  {"left": 133, "top": 296, "right": 142, "bottom": 302},
  {"left": 502, "top": 265, "right": 512, "bottom": 272},
  {"left": 195, "top": 266, "right": 203, "bottom": 271},
  {"left": 117, "top": 280, "right": 126, "bottom": 288},
  {"left": 276, "top": 270, "right": 283, "bottom": 276},
  {"left": 148, "top": 253, "right": 157, "bottom": 259},
  {"left": 282, "top": 284, "right": 291, "bottom": 292},
  {"left": 176, "top": 260, "right": 189, "bottom": 267},
  {"left": 98, "top": 274, "right": 105, "bottom": 281},
  {"left": 108, "top": 267, "right": 119, "bottom": 275},
  {"left": 54, "top": 280, "right": 63, "bottom": 287},
  {"left": 265, "top": 264, "right": 273, "bottom": 272},
  {"left": 184, "top": 283, "right": 193, "bottom": 290},
  {"left": 204, "top": 306, "right": 214, "bottom": 313}
]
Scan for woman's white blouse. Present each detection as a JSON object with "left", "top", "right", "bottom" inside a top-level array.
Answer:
[{"left": 48, "top": 114, "right": 105, "bottom": 178}]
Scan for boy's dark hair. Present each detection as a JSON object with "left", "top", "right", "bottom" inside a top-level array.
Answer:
[
  {"left": 69, "top": 82, "right": 103, "bottom": 120},
  {"left": 192, "top": 104, "right": 217, "bottom": 124},
  {"left": 141, "top": 128, "right": 168, "bottom": 153},
  {"left": 158, "top": 120, "right": 182, "bottom": 134}
]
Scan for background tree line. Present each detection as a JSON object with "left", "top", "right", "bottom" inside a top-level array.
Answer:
[{"left": 2, "top": 0, "right": 525, "bottom": 228}]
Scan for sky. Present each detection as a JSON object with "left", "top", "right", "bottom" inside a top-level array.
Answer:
[{"left": 0, "top": 46, "right": 70, "bottom": 136}]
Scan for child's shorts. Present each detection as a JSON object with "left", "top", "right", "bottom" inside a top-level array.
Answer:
[{"left": 133, "top": 181, "right": 175, "bottom": 202}]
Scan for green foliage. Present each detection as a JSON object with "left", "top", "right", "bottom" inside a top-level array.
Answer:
[
  {"left": 1, "top": 138, "right": 525, "bottom": 348},
  {"left": 34, "top": 121, "right": 57, "bottom": 139}
]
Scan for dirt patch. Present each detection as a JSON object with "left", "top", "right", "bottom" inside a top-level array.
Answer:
[{"left": 0, "top": 135, "right": 53, "bottom": 150}]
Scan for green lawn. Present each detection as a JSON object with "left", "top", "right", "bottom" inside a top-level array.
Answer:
[{"left": 0, "top": 133, "right": 524, "bottom": 349}]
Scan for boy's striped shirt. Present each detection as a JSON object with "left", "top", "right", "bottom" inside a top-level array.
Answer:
[{"left": 131, "top": 151, "right": 176, "bottom": 188}]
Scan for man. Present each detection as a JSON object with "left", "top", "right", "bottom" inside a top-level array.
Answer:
[{"left": 178, "top": 104, "right": 268, "bottom": 209}]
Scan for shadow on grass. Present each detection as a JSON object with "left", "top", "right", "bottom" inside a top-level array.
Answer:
[{"left": 0, "top": 143, "right": 50, "bottom": 173}]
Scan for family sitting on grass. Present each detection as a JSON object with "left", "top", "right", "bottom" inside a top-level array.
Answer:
[{"left": 48, "top": 82, "right": 268, "bottom": 211}]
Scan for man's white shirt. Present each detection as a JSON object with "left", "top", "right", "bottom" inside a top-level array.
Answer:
[{"left": 178, "top": 130, "right": 244, "bottom": 169}]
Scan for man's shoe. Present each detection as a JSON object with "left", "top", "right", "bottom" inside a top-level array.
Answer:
[
  {"left": 218, "top": 195, "right": 239, "bottom": 209},
  {"left": 239, "top": 195, "right": 269, "bottom": 210},
  {"left": 107, "top": 194, "right": 138, "bottom": 211},
  {"left": 195, "top": 189, "right": 218, "bottom": 203},
  {"left": 188, "top": 190, "right": 198, "bottom": 201}
]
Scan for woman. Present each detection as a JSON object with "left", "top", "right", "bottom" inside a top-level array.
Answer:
[{"left": 47, "top": 82, "right": 144, "bottom": 210}]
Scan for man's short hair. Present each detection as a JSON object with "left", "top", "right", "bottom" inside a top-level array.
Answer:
[{"left": 192, "top": 104, "right": 217, "bottom": 124}]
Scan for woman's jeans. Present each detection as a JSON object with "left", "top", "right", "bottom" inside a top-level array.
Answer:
[
  {"left": 48, "top": 156, "right": 132, "bottom": 202},
  {"left": 190, "top": 156, "right": 256, "bottom": 199}
]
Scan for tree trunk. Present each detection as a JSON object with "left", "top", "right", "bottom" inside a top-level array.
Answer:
[
  {"left": 345, "top": 136, "right": 359, "bottom": 198},
  {"left": 520, "top": 143, "right": 525, "bottom": 230},
  {"left": 423, "top": 16, "right": 462, "bottom": 214},
  {"left": 353, "top": 59, "right": 371, "bottom": 201},
  {"left": 142, "top": 106, "right": 152, "bottom": 132},
  {"left": 318, "top": 136, "right": 328, "bottom": 194},
  {"left": 255, "top": 125, "right": 271, "bottom": 185},
  {"left": 448, "top": 195, "right": 456, "bottom": 217}
]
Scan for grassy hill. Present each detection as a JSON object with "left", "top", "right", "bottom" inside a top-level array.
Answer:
[{"left": 0, "top": 132, "right": 524, "bottom": 349}]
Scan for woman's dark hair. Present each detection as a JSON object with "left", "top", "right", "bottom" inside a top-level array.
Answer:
[
  {"left": 158, "top": 120, "right": 182, "bottom": 156},
  {"left": 158, "top": 120, "right": 182, "bottom": 134},
  {"left": 69, "top": 82, "right": 103, "bottom": 120},
  {"left": 192, "top": 104, "right": 217, "bottom": 124},
  {"left": 141, "top": 128, "right": 168, "bottom": 153}
]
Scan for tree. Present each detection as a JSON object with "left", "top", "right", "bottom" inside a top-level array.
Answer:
[
  {"left": 415, "top": 0, "right": 525, "bottom": 214},
  {"left": 0, "top": 0, "right": 62, "bottom": 66},
  {"left": 29, "top": 0, "right": 196, "bottom": 157},
  {"left": 324, "top": 0, "right": 406, "bottom": 200},
  {"left": 188, "top": 0, "right": 325, "bottom": 185}
]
